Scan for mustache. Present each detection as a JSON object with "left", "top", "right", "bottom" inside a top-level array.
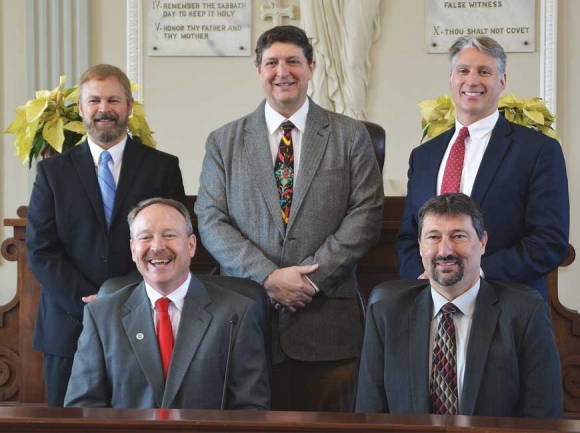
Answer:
[
  {"left": 94, "top": 113, "right": 119, "bottom": 121},
  {"left": 144, "top": 251, "right": 175, "bottom": 261},
  {"left": 432, "top": 255, "right": 463, "bottom": 265}
]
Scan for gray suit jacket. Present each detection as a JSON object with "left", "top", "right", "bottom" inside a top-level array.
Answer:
[
  {"left": 194, "top": 99, "right": 384, "bottom": 363},
  {"left": 355, "top": 279, "right": 563, "bottom": 418},
  {"left": 64, "top": 276, "right": 270, "bottom": 409}
]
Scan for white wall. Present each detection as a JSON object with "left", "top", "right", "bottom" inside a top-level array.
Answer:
[
  {"left": 0, "top": 0, "right": 28, "bottom": 305},
  {"left": 1, "top": 0, "right": 578, "bottom": 310}
]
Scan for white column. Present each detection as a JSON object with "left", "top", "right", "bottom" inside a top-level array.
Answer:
[{"left": 26, "top": 0, "right": 89, "bottom": 94}]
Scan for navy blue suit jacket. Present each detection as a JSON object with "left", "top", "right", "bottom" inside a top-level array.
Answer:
[
  {"left": 26, "top": 138, "right": 186, "bottom": 357},
  {"left": 396, "top": 115, "right": 569, "bottom": 300}
]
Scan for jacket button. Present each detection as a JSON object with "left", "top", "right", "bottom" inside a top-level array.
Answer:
[{"left": 102, "top": 256, "right": 107, "bottom": 262}]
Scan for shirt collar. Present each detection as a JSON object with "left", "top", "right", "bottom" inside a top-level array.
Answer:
[
  {"left": 265, "top": 98, "right": 309, "bottom": 135},
  {"left": 455, "top": 110, "right": 499, "bottom": 143},
  {"left": 145, "top": 273, "right": 191, "bottom": 312},
  {"left": 87, "top": 135, "right": 127, "bottom": 167},
  {"left": 431, "top": 278, "right": 481, "bottom": 319}
]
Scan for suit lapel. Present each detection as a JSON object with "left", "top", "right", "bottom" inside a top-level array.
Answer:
[
  {"left": 416, "top": 129, "right": 454, "bottom": 208},
  {"left": 286, "top": 100, "right": 329, "bottom": 233},
  {"left": 409, "top": 288, "right": 432, "bottom": 413},
  {"left": 460, "top": 280, "right": 499, "bottom": 415},
  {"left": 122, "top": 283, "right": 165, "bottom": 407},
  {"left": 162, "top": 277, "right": 212, "bottom": 408},
  {"left": 470, "top": 116, "right": 512, "bottom": 204},
  {"left": 112, "top": 137, "right": 143, "bottom": 225},
  {"left": 71, "top": 141, "right": 107, "bottom": 230},
  {"left": 244, "top": 102, "right": 286, "bottom": 236}
]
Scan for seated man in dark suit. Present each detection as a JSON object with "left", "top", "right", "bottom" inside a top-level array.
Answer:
[
  {"left": 356, "top": 193, "right": 562, "bottom": 418},
  {"left": 65, "top": 198, "right": 270, "bottom": 409}
]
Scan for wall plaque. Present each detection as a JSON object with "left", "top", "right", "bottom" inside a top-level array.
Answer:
[
  {"left": 147, "top": 0, "right": 251, "bottom": 56},
  {"left": 426, "top": 0, "right": 535, "bottom": 53}
]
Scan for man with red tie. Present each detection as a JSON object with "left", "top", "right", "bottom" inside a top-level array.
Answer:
[
  {"left": 357, "top": 193, "right": 562, "bottom": 418},
  {"left": 396, "top": 36, "right": 569, "bottom": 301},
  {"left": 64, "top": 198, "right": 270, "bottom": 409}
]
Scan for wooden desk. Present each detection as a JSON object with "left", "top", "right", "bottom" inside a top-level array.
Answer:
[
  {"left": 1, "top": 197, "right": 579, "bottom": 413},
  {"left": 0, "top": 407, "right": 580, "bottom": 433}
]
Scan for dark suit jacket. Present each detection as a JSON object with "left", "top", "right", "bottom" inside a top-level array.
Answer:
[
  {"left": 64, "top": 276, "right": 270, "bottom": 409},
  {"left": 194, "top": 99, "right": 384, "bottom": 363},
  {"left": 396, "top": 116, "right": 569, "bottom": 299},
  {"left": 355, "top": 279, "right": 563, "bottom": 418},
  {"left": 26, "top": 138, "right": 185, "bottom": 358}
]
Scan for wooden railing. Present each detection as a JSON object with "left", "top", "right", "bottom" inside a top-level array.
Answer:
[
  {"left": 1, "top": 196, "right": 579, "bottom": 413},
  {"left": 1, "top": 407, "right": 580, "bottom": 432}
]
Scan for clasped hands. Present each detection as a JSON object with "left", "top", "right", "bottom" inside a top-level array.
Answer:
[{"left": 263, "top": 264, "right": 319, "bottom": 313}]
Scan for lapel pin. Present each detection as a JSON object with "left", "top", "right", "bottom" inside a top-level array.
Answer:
[{"left": 136, "top": 333, "right": 144, "bottom": 340}]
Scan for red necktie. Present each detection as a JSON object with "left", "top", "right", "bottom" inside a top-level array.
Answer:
[
  {"left": 441, "top": 127, "right": 469, "bottom": 194},
  {"left": 156, "top": 297, "right": 173, "bottom": 379},
  {"left": 430, "top": 302, "right": 459, "bottom": 414}
]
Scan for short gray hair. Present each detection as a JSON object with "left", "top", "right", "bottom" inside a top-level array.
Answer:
[
  {"left": 448, "top": 36, "right": 507, "bottom": 76},
  {"left": 127, "top": 198, "right": 193, "bottom": 238}
]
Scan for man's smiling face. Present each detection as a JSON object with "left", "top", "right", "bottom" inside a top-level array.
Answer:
[
  {"left": 130, "top": 203, "right": 196, "bottom": 296},
  {"left": 419, "top": 213, "right": 487, "bottom": 299},
  {"left": 449, "top": 47, "right": 506, "bottom": 126},
  {"left": 257, "top": 42, "right": 314, "bottom": 118}
]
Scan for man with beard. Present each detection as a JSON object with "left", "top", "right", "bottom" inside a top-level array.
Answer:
[
  {"left": 26, "top": 64, "right": 185, "bottom": 407},
  {"left": 356, "top": 193, "right": 562, "bottom": 418}
]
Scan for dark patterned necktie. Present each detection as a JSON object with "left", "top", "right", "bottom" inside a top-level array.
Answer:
[
  {"left": 441, "top": 127, "right": 469, "bottom": 194},
  {"left": 274, "top": 120, "right": 295, "bottom": 227},
  {"left": 430, "top": 302, "right": 459, "bottom": 414}
]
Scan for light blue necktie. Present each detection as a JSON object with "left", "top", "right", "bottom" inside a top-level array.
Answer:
[{"left": 98, "top": 151, "right": 116, "bottom": 229}]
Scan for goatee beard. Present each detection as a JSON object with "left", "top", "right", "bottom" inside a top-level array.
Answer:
[{"left": 431, "top": 255, "right": 464, "bottom": 287}]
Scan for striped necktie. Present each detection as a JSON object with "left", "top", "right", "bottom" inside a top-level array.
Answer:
[{"left": 97, "top": 150, "right": 116, "bottom": 229}]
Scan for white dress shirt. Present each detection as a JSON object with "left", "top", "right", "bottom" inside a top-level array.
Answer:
[
  {"left": 145, "top": 273, "right": 191, "bottom": 339},
  {"left": 87, "top": 136, "right": 127, "bottom": 186},
  {"left": 437, "top": 111, "right": 499, "bottom": 196},
  {"left": 429, "top": 279, "right": 481, "bottom": 411},
  {"left": 265, "top": 98, "right": 309, "bottom": 184}
]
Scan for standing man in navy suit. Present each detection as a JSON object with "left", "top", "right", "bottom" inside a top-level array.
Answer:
[
  {"left": 396, "top": 36, "right": 569, "bottom": 300},
  {"left": 26, "top": 64, "right": 186, "bottom": 406}
]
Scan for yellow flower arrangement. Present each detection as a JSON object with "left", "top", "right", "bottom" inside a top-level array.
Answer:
[
  {"left": 418, "top": 94, "right": 560, "bottom": 143},
  {"left": 5, "top": 76, "right": 157, "bottom": 167}
]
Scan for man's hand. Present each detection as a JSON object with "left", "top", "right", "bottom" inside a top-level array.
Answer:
[
  {"left": 82, "top": 294, "right": 98, "bottom": 304},
  {"left": 263, "top": 264, "right": 318, "bottom": 313}
]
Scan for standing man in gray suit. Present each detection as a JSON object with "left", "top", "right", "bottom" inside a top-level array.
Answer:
[
  {"left": 195, "top": 25, "right": 384, "bottom": 412},
  {"left": 356, "top": 193, "right": 562, "bottom": 418},
  {"left": 65, "top": 198, "right": 270, "bottom": 409}
]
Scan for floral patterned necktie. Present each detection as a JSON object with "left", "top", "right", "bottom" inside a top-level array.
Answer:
[{"left": 274, "top": 120, "right": 295, "bottom": 228}]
